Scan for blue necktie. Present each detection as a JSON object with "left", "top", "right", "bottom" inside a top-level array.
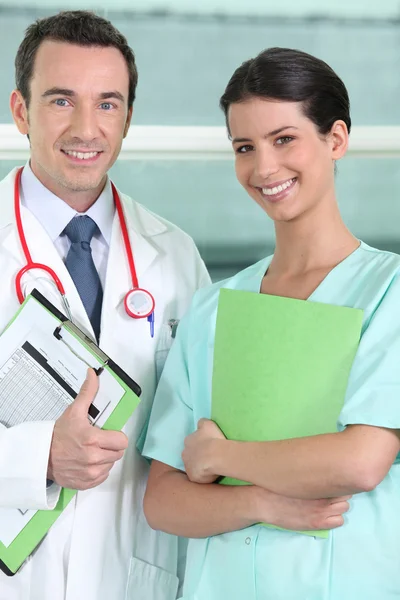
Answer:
[{"left": 64, "top": 216, "right": 103, "bottom": 340}]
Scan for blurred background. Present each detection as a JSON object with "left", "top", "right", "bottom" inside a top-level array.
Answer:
[{"left": 1, "top": 1, "right": 399, "bottom": 280}]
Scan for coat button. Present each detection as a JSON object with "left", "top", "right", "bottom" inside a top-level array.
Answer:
[{"left": 245, "top": 537, "right": 251, "bottom": 545}]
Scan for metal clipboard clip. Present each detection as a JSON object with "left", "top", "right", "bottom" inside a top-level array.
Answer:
[{"left": 53, "top": 321, "right": 109, "bottom": 376}]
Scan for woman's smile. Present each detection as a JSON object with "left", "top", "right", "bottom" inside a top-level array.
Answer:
[{"left": 256, "top": 177, "right": 298, "bottom": 203}]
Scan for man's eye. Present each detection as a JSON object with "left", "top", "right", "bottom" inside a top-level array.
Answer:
[
  {"left": 54, "top": 99, "right": 69, "bottom": 107},
  {"left": 100, "top": 102, "right": 113, "bottom": 110}
]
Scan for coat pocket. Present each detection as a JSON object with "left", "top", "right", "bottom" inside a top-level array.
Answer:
[
  {"left": 155, "top": 320, "right": 179, "bottom": 382},
  {"left": 125, "top": 556, "right": 179, "bottom": 600}
]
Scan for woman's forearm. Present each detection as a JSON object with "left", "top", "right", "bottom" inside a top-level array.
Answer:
[
  {"left": 211, "top": 425, "right": 400, "bottom": 499},
  {"left": 144, "top": 461, "right": 352, "bottom": 537},
  {"left": 215, "top": 433, "right": 361, "bottom": 499},
  {"left": 144, "top": 465, "right": 258, "bottom": 537}
]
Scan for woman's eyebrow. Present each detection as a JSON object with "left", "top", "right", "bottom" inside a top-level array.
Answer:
[{"left": 232, "top": 126, "right": 299, "bottom": 144}]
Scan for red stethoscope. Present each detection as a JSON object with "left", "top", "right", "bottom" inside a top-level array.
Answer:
[{"left": 14, "top": 166, "right": 156, "bottom": 337}]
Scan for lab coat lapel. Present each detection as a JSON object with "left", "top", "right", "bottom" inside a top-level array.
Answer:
[
  {"left": 22, "top": 211, "right": 94, "bottom": 334},
  {"left": 0, "top": 168, "right": 94, "bottom": 338},
  {"left": 101, "top": 190, "right": 162, "bottom": 314},
  {"left": 99, "top": 190, "right": 164, "bottom": 361}
]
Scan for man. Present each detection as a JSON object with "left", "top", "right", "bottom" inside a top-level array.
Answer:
[{"left": 0, "top": 10, "right": 210, "bottom": 600}]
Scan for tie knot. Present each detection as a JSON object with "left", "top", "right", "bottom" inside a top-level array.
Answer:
[{"left": 64, "top": 215, "right": 98, "bottom": 245}]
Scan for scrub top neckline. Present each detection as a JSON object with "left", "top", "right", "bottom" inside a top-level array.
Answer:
[{"left": 254, "top": 239, "right": 363, "bottom": 299}]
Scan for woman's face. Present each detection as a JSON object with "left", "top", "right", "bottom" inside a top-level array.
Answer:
[{"left": 228, "top": 97, "right": 347, "bottom": 223}]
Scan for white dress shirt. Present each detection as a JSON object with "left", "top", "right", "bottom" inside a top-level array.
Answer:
[{"left": 20, "top": 163, "right": 114, "bottom": 290}]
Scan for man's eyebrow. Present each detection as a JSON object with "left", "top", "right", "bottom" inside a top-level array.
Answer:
[
  {"left": 232, "top": 126, "right": 299, "bottom": 144},
  {"left": 41, "top": 89, "right": 125, "bottom": 103},
  {"left": 98, "top": 91, "right": 125, "bottom": 103},
  {"left": 42, "top": 87, "right": 75, "bottom": 98}
]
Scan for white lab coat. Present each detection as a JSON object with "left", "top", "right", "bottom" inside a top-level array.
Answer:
[{"left": 0, "top": 168, "right": 211, "bottom": 600}]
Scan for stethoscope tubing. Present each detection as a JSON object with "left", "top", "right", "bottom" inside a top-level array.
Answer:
[
  {"left": 13, "top": 167, "right": 155, "bottom": 323},
  {"left": 14, "top": 167, "right": 68, "bottom": 304}
]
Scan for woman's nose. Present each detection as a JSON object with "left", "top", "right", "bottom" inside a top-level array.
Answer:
[{"left": 253, "top": 148, "right": 279, "bottom": 181}]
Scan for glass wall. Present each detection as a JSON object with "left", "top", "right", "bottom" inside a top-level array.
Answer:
[{"left": 1, "top": 3, "right": 399, "bottom": 280}]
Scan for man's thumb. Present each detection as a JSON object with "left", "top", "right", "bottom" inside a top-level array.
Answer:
[{"left": 72, "top": 368, "right": 99, "bottom": 416}]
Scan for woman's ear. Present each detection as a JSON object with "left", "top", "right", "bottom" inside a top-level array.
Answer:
[{"left": 329, "top": 120, "right": 349, "bottom": 161}]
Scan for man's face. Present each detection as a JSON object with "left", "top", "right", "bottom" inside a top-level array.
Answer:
[{"left": 11, "top": 40, "right": 132, "bottom": 202}]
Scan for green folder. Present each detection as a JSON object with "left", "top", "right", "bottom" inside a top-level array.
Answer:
[
  {"left": 0, "top": 289, "right": 141, "bottom": 576},
  {"left": 211, "top": 288, "right": 363, "bottom": 537}
]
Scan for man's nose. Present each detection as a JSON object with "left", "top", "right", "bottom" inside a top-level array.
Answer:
[{"left": 69, "top": 105, "right": 100, "bottom": 142}]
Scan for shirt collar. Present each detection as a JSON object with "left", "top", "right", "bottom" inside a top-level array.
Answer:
[{"left": 20, "top": 162, "right": 114, "bottom": 245}]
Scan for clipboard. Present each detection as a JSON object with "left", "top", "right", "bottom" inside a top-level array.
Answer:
[{"left": 0, "top": 289, "right": 142, "bottom": 576}]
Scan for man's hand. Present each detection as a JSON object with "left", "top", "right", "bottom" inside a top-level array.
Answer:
[
  {"left": 47, "top": 369, "right": 128, "bottom": 490},
  {"left": 182, "top": 418, "right": 226, "bottom": 483},
  {"left": 253, "top": 486, "right": 351, "bottom": 531}
]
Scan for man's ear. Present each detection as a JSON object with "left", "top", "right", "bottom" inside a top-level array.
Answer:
[
  {"left": 10, "top": 89, "right": 29, "bottom": 135},
  {"left": 123, "top": 106, "right": 133, "bottom": 138}
]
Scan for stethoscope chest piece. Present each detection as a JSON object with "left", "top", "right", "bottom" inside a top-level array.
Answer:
[
  {"left": 124, "top": 288, "right": 155, "bottom": 319},
  {"left": 124, "top": 288, "right": 156, "bottom": 337}
]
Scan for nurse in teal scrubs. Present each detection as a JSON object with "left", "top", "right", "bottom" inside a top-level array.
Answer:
[{"left": 143, "top": 47, "right": 400, "bottom": 599}]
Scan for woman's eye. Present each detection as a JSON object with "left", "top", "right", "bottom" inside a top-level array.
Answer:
[
  {"left": 276, "top": 136, "right": 294, "bottom": 145},
  {"left": 236, "top": 144, "right": 253, "bottom": 154}
]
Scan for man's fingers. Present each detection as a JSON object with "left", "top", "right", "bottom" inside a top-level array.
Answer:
[
  {"left": 73, "top": 470, "right": 111, "bottom": 491},
  {"left": 96, "top": 429, "right": 129, "bottom": 452},
  {"left": 93, "top": 448, "right": 126, "bottom": 466},
  {"left": 86, "top": 472, "right": 110, "bottom": 489},
  {"left": 55, "top": 449, "right": 124, "bottom": 489},
  {"left": 71, "top": 369, "right": 99, "bottom": 417}
]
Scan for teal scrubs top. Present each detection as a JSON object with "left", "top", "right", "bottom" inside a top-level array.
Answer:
[{"left": 143, "top": 241, "right": 400, "bottom": 600}]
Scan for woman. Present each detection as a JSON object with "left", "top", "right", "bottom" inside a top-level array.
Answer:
[{"left": 142, "top": 48, "right": 400, "bottom": 599}]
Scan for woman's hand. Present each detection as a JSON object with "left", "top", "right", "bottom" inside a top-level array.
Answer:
[
  {"left": 252, "top": 486, "right": 352, "bottom": 531},
  {"left": 182, "top": 418, "right": 226, "bottom": 483}
]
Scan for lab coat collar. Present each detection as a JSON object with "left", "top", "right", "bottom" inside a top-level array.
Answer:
[
  {"left": 0, "top": 167, "right": 168, "bottom": 239},
  {"left": 116, "top": 188, "right": 168, "bottom": 238},
  {"left": 0, "top": 201, "right": 95, "bottom": 338},
  {"left": 0, "top": 167, "right": 18, "bottom": 229}
]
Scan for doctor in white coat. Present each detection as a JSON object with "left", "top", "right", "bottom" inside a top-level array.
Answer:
[{"left": 0, "top": 11, "right": 210, "bottom": 600}]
